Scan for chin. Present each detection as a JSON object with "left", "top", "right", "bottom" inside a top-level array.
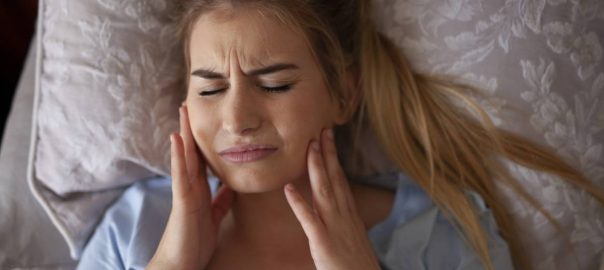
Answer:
[
  {"left": 226, "top": 176, "right": 286, "bottom": 194},
  {"left": 215, "top": 168, "right": 284, "bottom": 193}
]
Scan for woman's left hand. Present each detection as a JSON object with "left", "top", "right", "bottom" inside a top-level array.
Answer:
[{"left": 284, "top": 128, "right": 381, "bottom": 270}]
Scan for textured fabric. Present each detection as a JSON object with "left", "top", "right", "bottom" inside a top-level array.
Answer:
[
  {"left": 0, "top": 31, "right": 77, "bottom": 269},
  {"left": 370, "top": 0, "right": 604, "bottom": 268},
  {"left": 76, "top": 172, "right": 514, "bottom": 270},
  {"left": 28, "top": 0, "right": 603, "bottom": 267},
  {"left": 30, "top": 0, "right": 183, "bottom": 259}
]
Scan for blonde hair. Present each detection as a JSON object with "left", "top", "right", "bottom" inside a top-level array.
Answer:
[{"left": 176, "top": 0, "right": 604, "bottom": 269}]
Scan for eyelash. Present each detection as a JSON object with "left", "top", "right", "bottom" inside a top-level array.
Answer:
[{"left": 198, "top": 84, "right": 292, "bottom": 96}]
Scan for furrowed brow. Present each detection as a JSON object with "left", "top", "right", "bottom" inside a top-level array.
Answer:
[{"left": 191, "top": 63, "right": 299, "bottom": 79}]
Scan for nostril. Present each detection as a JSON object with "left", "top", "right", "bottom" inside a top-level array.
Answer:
[
  {"left": 241, "top": 126, "right": 256, "bottom": 134},
  {"left": 223, "top": 121, "right": 261, "bottom": 136}
]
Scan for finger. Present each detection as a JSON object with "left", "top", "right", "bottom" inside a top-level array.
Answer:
[
  {"left": 320, "top": 128, "right": 355, "bottom": 213},
  {"left": 307, "top": 139, "right": 339, "bottom": 216},
  {"left": 180, "top": 105, "right": 199, "bottom": 181},
  {"left": 181, "top": 104, "right": 213, "bottom": 204},
  {"left": 211, "top": 185, "right": 235, "bottom": 225},
  {"left": 284, "top": 183, "right": 327, "bottom": 244},
  {"left": 170, "top": 133, "right": 189, "bottom": 201}
]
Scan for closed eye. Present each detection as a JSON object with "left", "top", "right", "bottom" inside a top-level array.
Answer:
[
  {"left": 261, "top": 84, "right": 292, "bottom": 92},
  {"left": 198, "top": 84, "right": 293, "bottom": 96},
  {"left": 199, "top": 88, "right": 226, "bottom": 96}
]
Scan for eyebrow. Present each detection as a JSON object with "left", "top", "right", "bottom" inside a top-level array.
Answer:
[{"left": 191, "top": 63, "right": 299, "bottom": 79}]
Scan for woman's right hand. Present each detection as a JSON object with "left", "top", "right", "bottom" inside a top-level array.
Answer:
[{"left": 146, "top": 104, "right": 235, "bottom": 270}]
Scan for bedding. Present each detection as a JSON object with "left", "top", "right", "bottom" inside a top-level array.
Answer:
[
  {"left": 28, "top": 0, "right": 183, "bottom": 259},
  {"left": 370, "top": 0, "right": 604, "bottom": 268},
  {"left": 18, "top": 0, "right": 604, "bottom": 269},
  {"left": 0, "top": 33, "right": 76, "bottom": 269}
]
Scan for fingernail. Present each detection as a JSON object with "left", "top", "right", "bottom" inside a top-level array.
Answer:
[
  {"left": 170, "top": 134, "right": 174, "bottom": 143},
  {"left": 285, "top": 183, "right": 295, "bottom": 192},
  {"left": 311, "top": 140, "right": 320, "bottom": 151},
  {"left": 326, "top": 128, "right": 334, "bottom": 140}
]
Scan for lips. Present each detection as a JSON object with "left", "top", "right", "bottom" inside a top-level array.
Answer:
[{"left": 219, "top": 144, "right": 278, "bottom": 163}]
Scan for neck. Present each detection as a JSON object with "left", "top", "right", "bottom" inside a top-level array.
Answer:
[{"left": 221, "top": 172, "right": 314, "bottom": 257}]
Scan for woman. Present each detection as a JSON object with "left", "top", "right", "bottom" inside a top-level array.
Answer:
[{"left": 76, "top": 0, "right": 604, "bottom": 269}]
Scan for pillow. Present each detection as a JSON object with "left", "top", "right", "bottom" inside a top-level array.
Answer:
[
  {"left": 29, "top": 0, "right": 604, "bottom": 268},
  {"left": 29, "top": 0, "right": 183, "bottom": 259},
  {"left": 0, "top": 31, "right": 76, "bottom": 269},
  {"left": 371, "top": 0, "right": 604, "bottom": 268}
]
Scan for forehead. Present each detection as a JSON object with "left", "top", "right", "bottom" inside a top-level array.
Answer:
[{"left": 189, "top": 7, "right": 311, "bottom": 69}]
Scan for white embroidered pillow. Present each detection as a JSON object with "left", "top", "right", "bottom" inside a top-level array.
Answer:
[{"left": 29, "top": 0, "right": 182, "bottom": 258}]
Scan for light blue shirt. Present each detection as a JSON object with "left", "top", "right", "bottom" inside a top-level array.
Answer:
[{"left": 76, "top": 171, "right": 514, "bottom": 269}]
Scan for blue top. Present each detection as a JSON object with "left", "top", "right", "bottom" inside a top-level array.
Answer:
[{"left": 76, "top": 171, "right": 514, "bottom": 270}]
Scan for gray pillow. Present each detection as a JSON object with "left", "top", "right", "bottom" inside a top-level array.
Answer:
[
  {"left": 372, "top": 0, "right": 604, "bottom": 268},
  {"left": 29, "top": 0, "right": 182, "bottom": 259}
]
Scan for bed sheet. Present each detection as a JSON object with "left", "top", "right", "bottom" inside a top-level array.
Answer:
[{"left": 0, "top": 32, "right": 77, "bottom": 269}]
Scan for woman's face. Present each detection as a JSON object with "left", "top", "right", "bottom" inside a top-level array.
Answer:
[{"left": 186, "top": 7, "right": 346, "bottom": 193}]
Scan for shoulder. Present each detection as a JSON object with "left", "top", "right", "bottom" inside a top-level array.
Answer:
[
  {"left": 350, "top": 181, "right": 396, "bottom": 230},
  {"left": 351, "top": 171, "right": 433, "bottom": 229},
  {"left": 358, "top": 171, "right": 514, "bottom": 270},
  {"left": 102, "top": 176, "right": 173, "bottom": 228},
  {"left": 77, "top": 176, "right": 172, "bottom": 270},
  {"left": 120, "top": 175, "right": 172, "bottom": 201}
]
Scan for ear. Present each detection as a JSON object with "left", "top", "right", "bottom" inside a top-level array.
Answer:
[{"left": 334, "top": 68, "right": 361, "bottom": 125}]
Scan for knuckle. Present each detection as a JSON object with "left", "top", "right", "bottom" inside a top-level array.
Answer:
[
  {"left": 318, "top": 184, "right": 332, "bottom": 198},
  {"left": 300, "top": 209, "right": 315, "bottom": 222},
  {"left": 311, "top": 152, "right": 323, "bottom": 167}
]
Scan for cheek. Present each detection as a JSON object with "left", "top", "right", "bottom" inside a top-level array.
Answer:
[
  {"left": 274, "top": 86, "right": 333, "bottom": 152},
  {"left": 187, "top": 106, "right": 217, "bottom": 163}
]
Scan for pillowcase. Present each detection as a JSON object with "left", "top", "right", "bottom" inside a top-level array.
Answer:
[
  {"left": 29, "top": 0, "right": 183, "bottom": 259},
  {"left": 371, "top": 0, "right": 604, "bottom": 268}
]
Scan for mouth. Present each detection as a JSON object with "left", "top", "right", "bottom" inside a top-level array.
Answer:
[{"left": 219, "top": 144, "right": 278, "bottom": 163}]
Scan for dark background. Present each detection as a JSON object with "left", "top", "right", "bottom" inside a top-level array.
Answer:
[{"left": 1, "top": 0, "right": 38, "bottom": 144}]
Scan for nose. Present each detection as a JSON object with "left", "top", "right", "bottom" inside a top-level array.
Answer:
[{"left": 221, "top": 84, "right": 263, "bottom": 136}]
